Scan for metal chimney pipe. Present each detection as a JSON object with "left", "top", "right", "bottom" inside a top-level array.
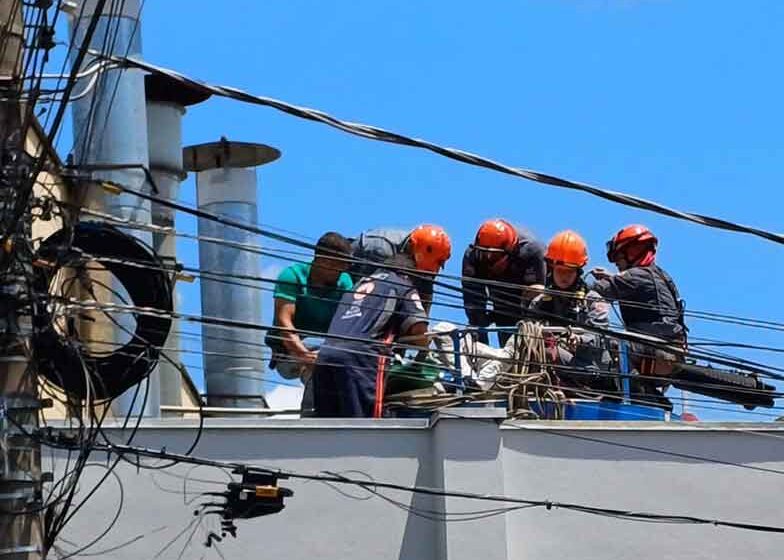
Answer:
[
  {"left": 183, "top": 140, "right": 280, "bottom": 409},
  {"left": 145, "top": 74, "right": 210, "bottom": 412},
  {"left": 69, "top": 0, "right": 156, "bottom": 416},
  {"left": 70, "top": 0, "right": 151, "bottom": 228}
]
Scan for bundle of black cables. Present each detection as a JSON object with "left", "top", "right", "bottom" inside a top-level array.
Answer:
[{"left": 33, "top": 221, "right": 173, "bottom": 401}]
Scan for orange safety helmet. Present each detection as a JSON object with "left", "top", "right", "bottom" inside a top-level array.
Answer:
[
  {"left": 545, "top": 230, "right": 588, "bottom": 269},
  {"left": 408, "top": 224, "right": 452, "bottom": 273},
  {"left": 474, "top": 219, "right": 518, "bottom": 251},
  {"left": 606, "top": 224, "right": 657, "bottom": 262}
]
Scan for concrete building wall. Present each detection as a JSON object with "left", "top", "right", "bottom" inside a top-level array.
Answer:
[{"left": 53, "top": 414, "right": 784, "bottom": 560}]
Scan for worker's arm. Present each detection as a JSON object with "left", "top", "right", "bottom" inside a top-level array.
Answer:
[
  {"left": 271, "top": 266, "right": 317, "bottom": 364},
  {"left": 411, "top": 275, "right": 434, "bottom": 315},
  {"left": 591, "top": 269, "right": 639, "bottom": 302},
  {"left": 574, "top": 291, "right": 611, "bottom": 348},
  {"left": 461, "top": 248, "right": 490, "bottom": 327},
  {"left": 273, "top": 298, "right": 317, "bottom": 364},
  {"left": 522, "top": 283, "right": 545, "bottom": 307},
  {"left": 585, "top": 290, "right": 611, "bottom": 330},
  {"left": 520, "top": 241, "right": 547, "bottom": 305},
  {"left": 395, "top": 288, "right": 431, "bottom": 361},
  {"left": 399, "top": 321, "right": 429, "bottom": 351}
]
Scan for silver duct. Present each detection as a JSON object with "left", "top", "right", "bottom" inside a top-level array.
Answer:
[
  {"left": 183, "top": 140, "right": 280, "bottom": 409},
  {"left": 69, "top": 0, "right": 155, "bottom": 416},
  {"left": 144, "top": 74, "right": 210, "bottom": 412}
]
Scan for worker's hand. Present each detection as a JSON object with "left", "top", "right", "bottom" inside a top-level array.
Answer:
[
  {"left": 543, "top": 333, "right": 558, "bottom": 363},
  {"left": 297, "top": 349, "right": 318, "bottom": 365},
  {"left": 590, "top": 267, "right": 612, "bottom": 281}
]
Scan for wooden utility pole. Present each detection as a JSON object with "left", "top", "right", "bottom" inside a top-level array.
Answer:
[{"left": 0, "top": 2, "right": 44, "bottom": 558}]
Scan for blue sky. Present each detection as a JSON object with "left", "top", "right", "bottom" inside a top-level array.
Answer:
[{"left": 54, "top": 1, "right": 784, "bottom": 419}]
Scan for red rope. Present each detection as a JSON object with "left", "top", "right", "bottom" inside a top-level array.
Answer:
[{"left": 373, "top": 332, "right": 395, "bottom": 418}]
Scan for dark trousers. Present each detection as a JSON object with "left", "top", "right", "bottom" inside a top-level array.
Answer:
[
  {"left": 474, "top": 313, "right": 519, "bottom": 346},
  {"left": 312, "top": 348, "right": 377, "bottom": 418}
]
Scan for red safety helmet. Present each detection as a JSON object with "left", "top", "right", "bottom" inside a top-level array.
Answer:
[
  {"left": 474, "top": 219, "right": 518, "bottom": 251},
  {"left": 606, "top": 224, "right": 657, "bottom": 262},
  {"left": 472, "top": 219, "right": 519, "bottom": 274},
  {"left": 546, "top": 230, "right": 588, "bottom": 269},
  {"left": 408, "top": 224, "right": 452, "bottom": 273}
]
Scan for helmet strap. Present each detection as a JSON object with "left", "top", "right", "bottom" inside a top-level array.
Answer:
[{"left": 625, "top": 243, "right": 656, "bottom": 266}]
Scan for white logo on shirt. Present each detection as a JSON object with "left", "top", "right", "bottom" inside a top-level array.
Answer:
[{"left": 354, "top": 281, "right": 375, "bottom": 301}]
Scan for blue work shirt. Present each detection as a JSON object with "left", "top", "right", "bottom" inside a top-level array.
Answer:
[
  {"left": 313, "top": 270, "right": 429, "bottom": 417},
  {"left": 321, "top": 269, "right": 428, "bottom": 358}
]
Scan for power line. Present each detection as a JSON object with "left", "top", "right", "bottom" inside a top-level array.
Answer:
[
  {"left": 32, "top": 431, "right": 784, "bottom": 536},
  {"left": 99, "top": 54, "right": 784, "bottom": 249},
  {"left": 74, "top": 198, "right": 784, "bottom": 337},
  {"left": 44, "top": 218, "right": 784, "bottom": 385},
  {"left": 59, "top": 242, "right": 784, "bottom": 381},
  {"left": 55, "top": 294, "right": 780, "bottom": 380},
  {"left": 2, "top": 0, "right": 108, "bottom": 248},
  {"left": 503, "top": 421, "right": 784, "bottom": 476}
]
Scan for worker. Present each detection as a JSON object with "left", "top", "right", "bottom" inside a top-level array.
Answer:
[
  {"left": 592, "top": 224, "right": 687, "bottom": 391},
  {"left": 461, "top": 219, "right": 546, "bottom": 345},
  {"left": 529, "top": 230, "right": 611, "bottom": 379},
  {"left": 266, "top": 232, "right": 354, "bottom": 413},
  {"left": 312, "top": 249, "right": 439, "bottom": 418},
  {"left": 349, "top": 225, "right": 452, "bottom": 313}
]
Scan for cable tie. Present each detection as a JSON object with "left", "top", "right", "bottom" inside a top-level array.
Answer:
[
  {"left": 176, "top": 271, "right": 195, "bottom": 283},
  {"left": 100, "top": 181, "right": 122, "bottom": 195}
]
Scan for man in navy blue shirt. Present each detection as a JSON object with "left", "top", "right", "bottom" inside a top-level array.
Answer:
[{"left": 312, "top": 254, "right": 430, "bottom": 418}]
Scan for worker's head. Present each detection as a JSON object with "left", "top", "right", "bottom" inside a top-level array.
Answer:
[
  {"left": 545, "top": 230, "right": 588, "bottom": 290},
  {"left": 606, "top": 224, "right": 657, "bottom": 271},
  {"left": 472, "top": 219, "right": 518, "bottom": 274},
  {"left": 407, "top": 224, "right": 452, "bottom": 273},
  {"left": 312, "top": 231, "right": 352, "bottom": 283}
]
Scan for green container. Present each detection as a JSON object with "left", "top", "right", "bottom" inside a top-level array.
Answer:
[{"left": 386, "top": 360, "right": 440, "bottom": 395}]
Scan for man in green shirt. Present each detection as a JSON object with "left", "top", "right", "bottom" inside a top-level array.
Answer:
[{"left": 267, "top": 232, "right": 353, "bottom": 410}]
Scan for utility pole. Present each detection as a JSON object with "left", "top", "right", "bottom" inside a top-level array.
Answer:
[{"left": 0, "top": 2, "right": 44, "bottom": 559}]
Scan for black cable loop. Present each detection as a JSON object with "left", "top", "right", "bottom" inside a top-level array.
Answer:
[{"left": 33, "top": 221, "right": 173, "bottom": 400}]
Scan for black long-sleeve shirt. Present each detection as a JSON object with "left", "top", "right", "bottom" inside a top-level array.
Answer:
[
  {"left": 591, "top": 264, "right": 685, "bottom": 341},
  {"left": 461, "top": 233, "right": 546, "bottom": 328}
]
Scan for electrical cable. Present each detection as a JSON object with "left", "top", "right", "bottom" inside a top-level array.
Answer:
[
  {"left": 33, "top": 220, "right": 173, "bottom": 400},
  {"left": 72, "top": 319, "right": 784, "bottom": 420},
  {"left": 98, "top": 53, "right": 784, "bottom": 248},
  {"left": 54, "top": 289, "right": 784, "bottom": 409},
  {"left": 35, "top": 201, "right": 784, "bottom": 412},
  {"left": 2, "top": 0, "right": 108, "bottom": 252},
  {"left": 26, "top": 427, "right": 784, "bottom": 536},
  {"left": 65, "top": 195, "right": 784, "bottom": 363},
  {"left": 70, "top": 190, "right": 784, "bottom": 340},
  {"left": 18, "top": 9, "right": 784, "bottom": 551},
  {"left": 90, "top": 0, "right": 144, "bottom": 159},
  {"left": 74, "top": 0, "right": 124, "bottom": 161},
  {"left": 54, "top": 280, "right": 784, "bottom": 386}
]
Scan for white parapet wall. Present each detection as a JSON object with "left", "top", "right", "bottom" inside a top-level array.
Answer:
[{"left": 54, "top": 412, "right": 784, "bottom": 560}]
